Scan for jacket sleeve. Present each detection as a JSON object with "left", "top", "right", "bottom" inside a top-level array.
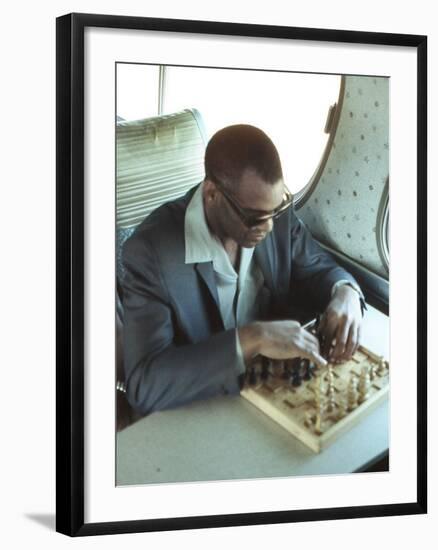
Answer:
[
  {"left": 121, "top": 234, "right": 242, "bottom": 416},
  {"left": 289, "top": 216, "right": 363, "bottom": 312}
]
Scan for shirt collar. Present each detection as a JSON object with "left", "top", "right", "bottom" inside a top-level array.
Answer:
[{"left": 184, "top": 182, "right": 254, "bottom": 280}]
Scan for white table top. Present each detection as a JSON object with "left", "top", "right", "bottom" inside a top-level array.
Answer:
[{"left": 116, "top": 305, "right": 389, "bottom": 486}]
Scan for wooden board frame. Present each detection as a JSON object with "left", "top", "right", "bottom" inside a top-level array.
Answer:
[{"left": 241, "top": 345, "right": 389, "bottom": 453}]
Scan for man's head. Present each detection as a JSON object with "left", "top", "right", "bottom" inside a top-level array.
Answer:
[{"left": 203, "top": 124, "right": 291, "bottom": 248}]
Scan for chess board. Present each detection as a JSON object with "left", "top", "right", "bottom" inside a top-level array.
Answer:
[{"left": 240, "top": 346, "right": 389, "bottom": 453}]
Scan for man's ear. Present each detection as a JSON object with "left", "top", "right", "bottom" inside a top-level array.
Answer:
[{"left": 203, "top": 179, "right": 218, "bottom": 203}]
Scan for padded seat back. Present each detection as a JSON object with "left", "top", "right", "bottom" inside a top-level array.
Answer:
[
  {"left": 115, "top": 108, "right": 207, "bottom": 429},
  {"left": 116, "top": 108, "right": 207, "bottom": 284}
]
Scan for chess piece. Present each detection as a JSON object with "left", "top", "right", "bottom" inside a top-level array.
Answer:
[
  {"left": 312, "top": 375, "right": 325, "bottom": 434},
  {"left": 327, "top": 386, "right": 336, "bottom": 412},
  {"left": 290, "top": 373, "right": 302, "bottom": 387},
  {"left": 261, "top": 357, "right": 270, "bottom": 381},
  {"left": 303, "top": 360, "right": 312, "bottom": 381},
  {"left": 377, "top": 357, "right": 387, "bottom": 376},
  {"left": 326, "top": 365, "right": 336, "bottom": 412},
  {"left": 358, "top": 365, "right": 371, "bottom": 403},
  {"left": 326, "top": 365, "right": 334, "bottom": 392},
  {"left": 370, "top": 362, "right": 377, "bottom": 380},
  {"left": 289, "top": 358, "right": 302, "bottom": 387},
  {"left": 282, "top": 361, "right": 290, "bottom": 379},
  {"left": 271, "top": 360, "right": 283, "bottom": 377},
  {"left": 249, "top": 365, "right": 257, "bottom": 385},
  {"left": 327, "top": 388, "right": 336, "bottom": 412},
  {"left": 314, "top": 399, "right": 325, "bottom": 435},
  {"left": 312, "top": 375, "right": 323, "bottom": 407},
  {"left": 337, "top": 399, "right": 347, "bottom": 420},
  {"left": 347, "top": 375, "right": 359, "bottom": 411},
  {"left": 304, "top": 411, "right": 314, "bottom": 427}
]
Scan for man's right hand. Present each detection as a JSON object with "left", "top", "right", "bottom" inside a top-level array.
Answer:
[{"left": 238, "top": 320, "right": 327, "bottom": 368}]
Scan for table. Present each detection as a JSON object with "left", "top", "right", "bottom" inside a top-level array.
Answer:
[{"left": 116, "top": 305, "right": 389, "bottom": 485}]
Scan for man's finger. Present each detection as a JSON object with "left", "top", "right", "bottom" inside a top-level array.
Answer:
[
  {"left": 342, "top": 323, "right": 357, "bottom": 360},
  {"left": 331, "top": 318, "right": 349, "bottom": 361},
  {"left": 302, "top": 331, "right": 321, "bottom": 351},
  {"left": 295, "top": 330, "right": 324, "bottom": 365},
  {"left": 317, "top": 314, "right": 326, "bottom": 334},
  {"left": 308, "top": 349, "right": 327, "bottom": 368},
  {"left": 353, "top": 323, "right": 362, "bottom": 355},
  {"left": 298, "top": 338, "right": 320, "bottom": 362}
]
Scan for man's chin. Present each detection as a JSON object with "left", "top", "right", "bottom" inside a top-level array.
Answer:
[{"left": 241, "top": 233, "right": 267, "bottom": 247}]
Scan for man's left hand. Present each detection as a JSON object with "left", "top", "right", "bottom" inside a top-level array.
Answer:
[{"left": 318, "top": 285, "right": 363, "bottom": 363}]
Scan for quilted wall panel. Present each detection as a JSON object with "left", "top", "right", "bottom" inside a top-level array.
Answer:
[{"left": 297, "top": 76, "right": 389, "bottom": 278}]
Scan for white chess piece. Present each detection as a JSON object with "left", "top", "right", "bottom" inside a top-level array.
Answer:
[
  {"left": 312, "top": 376, "right": 325, "bottom": 433},
  {"left": 337, "top": 399, "right": 347, "bottom": 420},
  {"left": 358, "top": 365, "right": 371, "bottom": 403},
  {"left": 347, "top": 375, "right": 359, "bottom": 411},
  {"left": 377, "top": 357, "right": 387, "bottom": 376},
  {"left": 325, "top": 365, "right": 337, "bottom": 411}
]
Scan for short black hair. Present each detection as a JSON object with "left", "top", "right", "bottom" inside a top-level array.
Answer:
[{"left": 204, "top": 124, "right": 283, "bottom": 189}]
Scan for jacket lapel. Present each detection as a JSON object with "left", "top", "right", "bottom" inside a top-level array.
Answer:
[
  {"left": 195, "top": 262, "right": 224, "bottom": 330},
  {"left": 254, "top": 235, "right": 276, "bottom": 291}
]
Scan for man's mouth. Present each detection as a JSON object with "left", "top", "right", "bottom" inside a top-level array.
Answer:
[{"left": 249, "top": 233, "right": 266, "bottom": 241}]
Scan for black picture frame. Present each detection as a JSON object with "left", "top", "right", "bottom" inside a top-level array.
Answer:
[{"left": 56, "top": 12, "right": 427, "bottom": 537}]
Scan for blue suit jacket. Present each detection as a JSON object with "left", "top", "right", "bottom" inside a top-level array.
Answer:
[{"left": 121, "top": 185, "right": 359, "bottom": 415}]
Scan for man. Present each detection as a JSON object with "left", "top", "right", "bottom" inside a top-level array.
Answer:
[{"left": 122, "top": 124, "right": 364, "bottom": 416}]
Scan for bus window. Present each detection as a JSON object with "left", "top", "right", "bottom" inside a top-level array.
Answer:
[{"left": 116, "top": 63, "right": 341, "bottom": 197}]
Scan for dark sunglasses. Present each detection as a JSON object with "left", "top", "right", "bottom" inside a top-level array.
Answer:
[{"left": 211, "top": 177, "right": 293, "bottom": 228}]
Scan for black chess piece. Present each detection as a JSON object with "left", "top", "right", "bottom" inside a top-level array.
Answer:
[
  {"left": 260, "top": 357, "right": 270, "bottom": 381},
  {"left": 302, "top": 359, "right": 312, "bottom": 380},
  {"left": 249, "top": 365, "right": 257, "bottom": 385},
  {"left": 289, "top": 358, "right": 302, "bottom": 387},
  {"left": 290, "top": 371, "right": 302, "bottom": 387},
  {"left": 282, "top": 362, "right": 290, "bottom": 379}
]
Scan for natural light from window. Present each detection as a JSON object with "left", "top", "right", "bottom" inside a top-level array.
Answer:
[
  {"left": 117, "top": 64, "right": 341, "bottom": 195},
  {"left": 117, "top": 64, "right": 160, "bottom": 120}
]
